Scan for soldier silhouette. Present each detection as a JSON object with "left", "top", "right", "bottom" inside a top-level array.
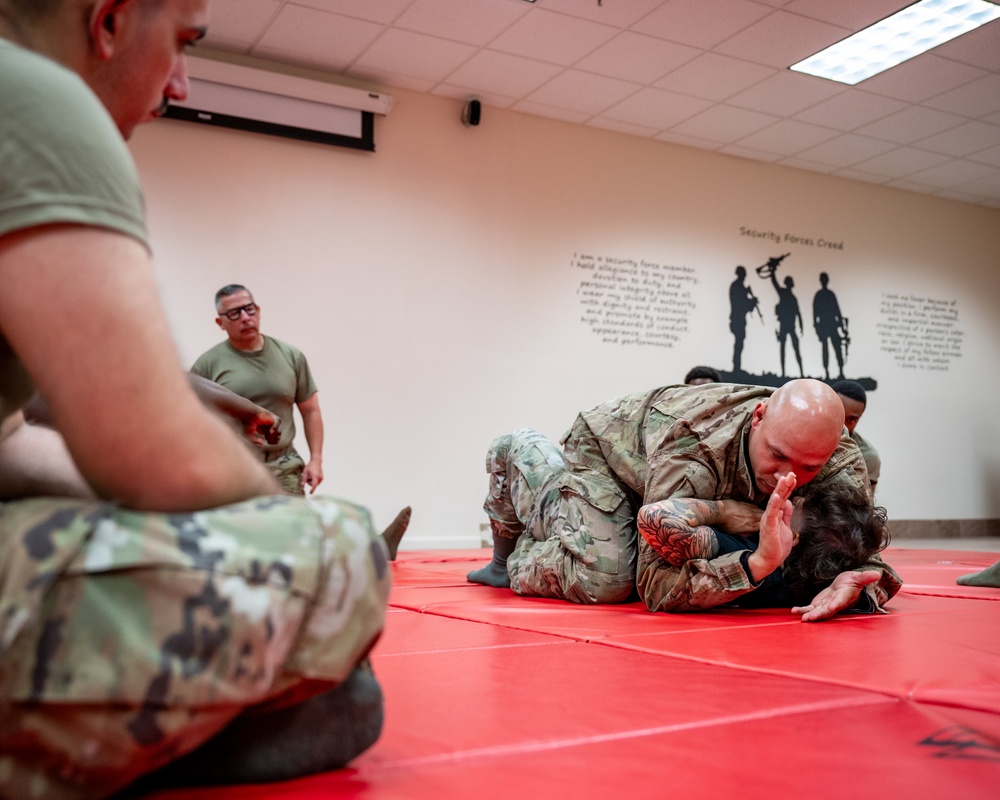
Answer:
[
  {"left": 729, "top": 266, "right": 759, "bottom": 373},
  {"left": 813, "top": 272, "right": 846, "bottom": 380},
  {"left": 762, "top": 257, "right": 805, "bottom": 378}
]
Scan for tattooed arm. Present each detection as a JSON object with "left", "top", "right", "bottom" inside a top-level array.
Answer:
[{"left": 636, "top": 498, "right": 724, "bottom": 567}]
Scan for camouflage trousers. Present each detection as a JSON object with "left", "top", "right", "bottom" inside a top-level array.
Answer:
[
  {"left": 0, "top": 494, "right": 391, "bottom": 800},
  {"left": 265, "top": 446, "right": 306, "bottom": 495},
  {"left": 483, "top": 427, "right": 637, "bottom": 604}
]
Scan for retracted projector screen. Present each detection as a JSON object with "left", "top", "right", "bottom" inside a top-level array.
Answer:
[{"left": 164, "top": 77, "right": 375, "bottom": 152}]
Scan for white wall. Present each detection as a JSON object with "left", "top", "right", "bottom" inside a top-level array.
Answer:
[{"left": 130, "top": 87, "right": 1000, "bottom": 549}]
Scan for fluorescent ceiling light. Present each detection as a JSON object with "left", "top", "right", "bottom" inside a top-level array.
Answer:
[{"left": 790, "top": 0, "right": 1000, "bottom": 85}]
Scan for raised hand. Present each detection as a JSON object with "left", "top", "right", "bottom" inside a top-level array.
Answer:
[{"left": 747, "top": 472, "right": 796, "bottom": 581}]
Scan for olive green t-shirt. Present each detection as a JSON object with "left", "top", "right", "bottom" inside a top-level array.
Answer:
[
  {"left": 190, "top": 336, "right": 318, "bottom": 455},
  {"left": 0, "top": 38, "right": 148, "bottom": 422}
]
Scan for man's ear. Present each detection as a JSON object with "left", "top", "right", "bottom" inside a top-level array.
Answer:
[
  {"left": 750, "top": 401, "right": 766, "bottom": 429},
  {"left": 215, "top": 317, "right": 225, "bottom": 330},
  {"left": 88, "top": 0, "right": 133, "bottom": 60}
]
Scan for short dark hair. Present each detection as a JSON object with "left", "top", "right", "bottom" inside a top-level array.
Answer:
[
  {"left": 781, "top": 481, "right": 890, "bottom": 604},
  {"left": 831, "top": 379, "right": 866, "bottom": 407},
  {"left": 684, "top": 366, "right": 721, "bottom": 384},
  {"left": 214, "top": 284, "right": 250, "bottom": 310}
]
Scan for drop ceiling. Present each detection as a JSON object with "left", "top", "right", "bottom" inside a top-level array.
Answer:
[{"left": 200, "top": 0, "right": 1000, "bottom": 209}]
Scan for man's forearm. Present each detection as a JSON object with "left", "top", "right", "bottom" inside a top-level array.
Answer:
[{"left": 637, "top": 499, "right": 723, "bottom": 568}]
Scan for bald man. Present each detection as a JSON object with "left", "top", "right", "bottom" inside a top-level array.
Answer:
[{"left": 468, "top": 380, "right": 900, "bottom": 619}]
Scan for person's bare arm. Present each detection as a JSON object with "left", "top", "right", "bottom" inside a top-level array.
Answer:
[
  {"left": 0, "top": 225, "right": 279, "bottom": 510},
  {"left": 0, "top": 411, "right": 93, "bottom": 499},
  {"left": 297, "top": 391, "right": 324, "bottom": 493},
  {"left": 188, "top": 374, "right": 281, "bottom": 447}
]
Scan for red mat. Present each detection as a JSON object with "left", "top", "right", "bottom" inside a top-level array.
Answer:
[{"left": 146, "top": 546, "right": 1000, "bottom": 799}]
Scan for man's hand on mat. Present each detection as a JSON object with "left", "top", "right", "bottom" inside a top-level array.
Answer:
[
  {"left": 747, "top": 473, "right": 796, "bottom": 582},
  {"left": 792, "top": 570, "right": 882, "bottom": 622}
]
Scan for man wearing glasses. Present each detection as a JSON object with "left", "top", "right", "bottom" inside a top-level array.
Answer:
[{"left": 192, "top": 284, "right": 325, "bottom": 495}]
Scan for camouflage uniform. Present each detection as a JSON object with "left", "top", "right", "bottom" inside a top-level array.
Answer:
[
  {"left": 0, "top": 494, "right": 390, "bottom": 799},
  {"left": 483, "top": 383, "right": 901, "bottom": 612},
  {"left": 266, "top": 447, "right": 308, "bottom": 495},
  {"left": 851, "top": 430, "right": 881, "bottom": 487}
]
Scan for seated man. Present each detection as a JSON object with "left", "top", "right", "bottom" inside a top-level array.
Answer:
[
  {"left": 638, "top": 473, "right": 894, "bottom": 617},
  {"left": 0, "top": 1, "right": 390, "bottom": 797},
  {"left": 468, "top": 380, "right": 900, "bottom": 618}
]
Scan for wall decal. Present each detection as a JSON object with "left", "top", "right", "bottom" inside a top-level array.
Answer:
[
  {"left": 719, "top": 252, "right": 874, "bottom": 390},
  {"left": 573, "top": 253, "right": 697, "bottom": 348},
  {"left": 877, "top": 292, "right": 964, "bottom": 372}
]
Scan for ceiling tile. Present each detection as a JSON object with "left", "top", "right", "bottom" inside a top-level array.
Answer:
[
  {"left": 443, "top": 50, "right": 564, "bottom": 97},
  {"left": 735, "top": 119, "right": 839, "bottom": 154},
  {"left": 353, "top": 29, "right": 477, "bottom": 82},
  {"left": 632, "top": 0, "right": 773, "bottom": 50},
  {"left": 781, "top": 0, "right": 910, "bottom": 29},
  {"left": 293, "top": 0, "right": 415, "bottom": 25},
  {"left": 654, "top": 52, "right": 776, "bottom": 101},
  {"left": 952, "top": 168, "right": 1000, "bottom": 196},
  {"left": 791, "top": 133, "right": 897, "bottom": 168},
  {"left": 655, "top": 130, "right": 726, "bottom": 149},
  {"left": 778, "top": 156, "right": 838, "bottom": 173},
  {"left": 718, "top": 143, "right": 785, "bottom": 162},
  {"left": 913, "top": 120, "right": 1000, "bottom": 158},
  {"left": 859, "top": 54, "right": 986, "bottom": 104},
  {"left": 856, "top": 106, "right": 967, "bottom": 145},
  {"left": 831, "top": 167, "right": 891, "bottom": 185},
  {"left": 726, "top": 70, "right": 843, "bottom": 116},
  {"left": 368, "top": 71, "right": 435, "bottom": 93},
  {"left": 393, "top": 0, "right": 529, "bottom": 46},
  {"left": 575, "top": 32, "right": 700, "bottom": 84},
  {"left": 202, "top": 0, "right": 280, "bottom": 46},
  {"left": 670, "top": 104, "right": 778, "bottom": 142},
  {"left": 792, "top": 90, "right": 908, "bottom": 131},
  {"left": 434, "top": 84, "right": 517, "bottom": 108},
  {"left": 487, "top": 8, "right": 619, "bottom": 66},
  {"left": 968, "top": 143, "right": 1000, "bottom": 168},
  {"left": 932, "top": 16, "right": 1000, "bottom": 72},
  {"left": 923, "top": 73, "right": 1000, "bottom": 119},
  {"left": 511, "top": 100, "right": 591, "bottom": 124},
  {"left": 851, "top": 147, "right": 953, "bottom": 178},
  {"left": 905, "top": 159, "right": 999, "bottom": 190},
  {"left": 526, "top": 70, "right": 641, "bottom": 115},
  {"left": 587, "top": 118, "right": 662, "bottom": 138},
  {"left": 541, "top": 0, "right": 667, "bottom": 28},
  {"left": 714, "top": 10, "right": 851, "bottom": 69},
  {"left": 254, "top": 6, "right": 384, "bottom": 71},
  {"left": 599, "top": 86, "right": 713, "bottom": 129}
]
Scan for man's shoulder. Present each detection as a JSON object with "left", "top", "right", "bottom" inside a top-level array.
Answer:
[
  {"left": 264, "top": 336, "right": 308, "bottom": 362},
  {"left": 190, "top": 340, "right": 233, "bottom": 372},
  {"left": 652, "top": 383, "right": 771, "bottom": 420}
]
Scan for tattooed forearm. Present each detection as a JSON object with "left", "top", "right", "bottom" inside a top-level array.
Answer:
[{"left": 637, "top": 499, "right": 722, "bottom": 567}]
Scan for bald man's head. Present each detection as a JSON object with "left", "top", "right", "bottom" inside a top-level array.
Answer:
[{"left": 747, "top": 379, "right": 845, "bottom": 495}]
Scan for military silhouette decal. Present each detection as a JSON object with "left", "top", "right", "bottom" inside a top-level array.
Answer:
[{"left": 714, "top": 253, "right": 873, "bottom": 391}]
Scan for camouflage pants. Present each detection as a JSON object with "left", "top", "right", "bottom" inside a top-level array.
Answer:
[
  {"left": 483, "top": 427, "right": 637, "bottom": 604},
  {"left": 0, "top": 494, "right": 390, "bottom": 800},
  {"left": 265, "top": 447, "right": 305, "bottom": 495}
]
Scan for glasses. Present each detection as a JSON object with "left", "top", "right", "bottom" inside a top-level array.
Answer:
[{"left": 221, "top": 303, "right": 258, "bottom": 321}]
